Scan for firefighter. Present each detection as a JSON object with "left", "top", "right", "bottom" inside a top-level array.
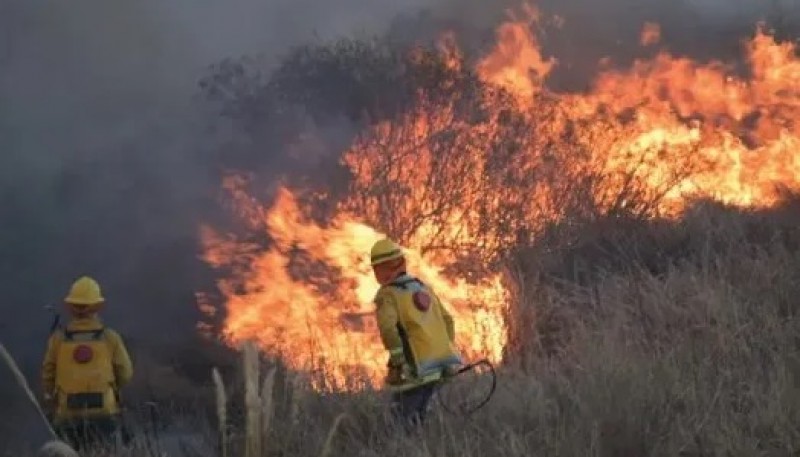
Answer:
[
  {"left": 41, "top": 276, "right": 133, "bottom": 450},
  {"left": 370, "top": 238, "right": 462, "bottom": 428}
]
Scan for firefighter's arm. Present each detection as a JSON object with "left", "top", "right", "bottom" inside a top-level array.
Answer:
[
  {"left": 41, "top": 334, "right": 59, "bottom": 398},
  {"left": 375, "top": 289, "right": 404, "bottom": 363},
  {"left": 106, "top": 330, "right": 134, "bottom": 386}
]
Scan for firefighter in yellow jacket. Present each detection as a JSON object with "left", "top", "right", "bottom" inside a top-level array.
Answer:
[
  {"left": 41, "top": 276, "right": 133, "bottom": 450},
  {"left": 370, "top": 238, "right": 462, "bottom": 427}
]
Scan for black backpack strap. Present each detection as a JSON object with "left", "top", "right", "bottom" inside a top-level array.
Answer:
[
  {"left": 395, "top": 323, "right": 417, "bottom": 376},
  {"left": 63, "top": 327, "right": 105, "bottom": 341}
]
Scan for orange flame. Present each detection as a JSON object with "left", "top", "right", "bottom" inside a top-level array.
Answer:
[
  {"left": 201, "top": 7, "right": 800, "bottom": 392},
  {"left": 476, "top": 6, "right": 556, "bottom": 102},
  {"left": 640, "top": 22, "right": 662, "bottom": 47},
  {"left": 583, "top": 23, "right": 800, "bottom": 207},
  {"left": 201, "top": 180, "right": 508, "bottom": 391}
]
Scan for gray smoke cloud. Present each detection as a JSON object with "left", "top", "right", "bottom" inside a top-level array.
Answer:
[{"left": 1, "top": 0, "right": 477, "bottom": 351}]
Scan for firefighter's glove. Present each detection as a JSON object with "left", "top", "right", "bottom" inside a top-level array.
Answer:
[
  {"left": 385, "top": 364, "right": 406, "bottom": 386},
  {"left": 385, "top": 352, "right": 407, "bottom": 386}
]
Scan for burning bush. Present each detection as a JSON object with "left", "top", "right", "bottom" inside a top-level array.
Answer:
[{"left": 197, "top": 5, "right": 800, "bottom": 392}]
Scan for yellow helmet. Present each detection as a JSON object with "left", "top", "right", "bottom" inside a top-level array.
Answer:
[
  {"left": 370, "top": 238, "right": 404, "bottom": 266},
  {"left": 64, "top": 276, "right": 105, "bottom": 306}
]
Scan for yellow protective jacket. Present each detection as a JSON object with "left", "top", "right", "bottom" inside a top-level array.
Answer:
[
  {"left": 375, "top": 274, "right": 462, "bottom": 388},
  {"left": 41, "top": 317, "right": 133, "bottom": 422}
]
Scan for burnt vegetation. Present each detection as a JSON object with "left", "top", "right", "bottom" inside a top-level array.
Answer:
[{"left": 200, "top": 34, "right": 708, "bottom": 273}]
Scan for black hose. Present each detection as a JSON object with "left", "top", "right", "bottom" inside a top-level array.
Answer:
[{"left": 437, "top": 359, "right": 497, "bottom": 416}]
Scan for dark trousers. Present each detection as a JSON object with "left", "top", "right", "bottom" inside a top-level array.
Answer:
[
  {"left": 390, "top": 382, "right": 438, "bottom": 430},
  {"left": 54, "top": 416, "right": 121, "bottom": 451}
]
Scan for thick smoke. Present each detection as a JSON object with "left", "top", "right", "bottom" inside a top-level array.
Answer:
[
  {"left": 0, "top": 0, "right": 482, "bottom": 359},
  {"left": 0, "top": 0, "right": 796, "bottom": 447},
  {"left": 0, "top": 0, "right": 464, "bottom": 446}
]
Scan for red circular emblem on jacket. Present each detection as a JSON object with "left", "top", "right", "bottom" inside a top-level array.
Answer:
[
  {"left": 72, "top": 345, "right": 94, "bottom": 364},
  {"left": 413, "top": 291, "right": 431, "bottom": 311}
]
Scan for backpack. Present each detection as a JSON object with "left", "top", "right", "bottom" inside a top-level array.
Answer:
[
  {"left": 386, "top": 277, "right": 461, "bottom": 378},
  {"left": 53, "top": 328, "right": 120, "bottom": 420}
]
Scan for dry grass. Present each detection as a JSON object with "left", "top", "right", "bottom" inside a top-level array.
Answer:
[
  {"left": 10, "top": 203, "right": 800, "bottom": 457},
  {"left": 207, "top": 341, "right": 350, "bottom": 457},
  {"left": 212, "top": 367, "right": 228, "bottom": 457},
  {"left": 265, "top": 205, "right": 800, "bottom": 456},
  {"left": 179, "top": 204, "right": 799, "bottom": 457},
  {"left": 35, "top": 440, "right": 80, "bottom": 457},
  {"left": 242, "top": 342, "right": 261, "bottom": 457},
  {"left": 259, "top": 367, "right": 276, "bottom": 446}
]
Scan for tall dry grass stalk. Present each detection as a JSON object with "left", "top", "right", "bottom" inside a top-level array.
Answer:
[
  {"left": 243, "top": 341, "right": 261, "bottom": 457},
  {"left": 36, "top": 440, "right": 79, "bottom": 457},
  {"left": 0, "top": 343, "right": 58, "bottom": 440},
  {"left": 318, "top": 413, "right": 347, "bottom": 457},
  {"left": 289, "top": 373, "right": 307, "bottom": 426},
  {"left": 260, "top": 367, "right": 276, "bottom": 445},
  {"left": 212, "top": 343, "right": 277, "bottom": 457},
  {"left": 212, "top": 367, "right": 228, "bottom": 457}
]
